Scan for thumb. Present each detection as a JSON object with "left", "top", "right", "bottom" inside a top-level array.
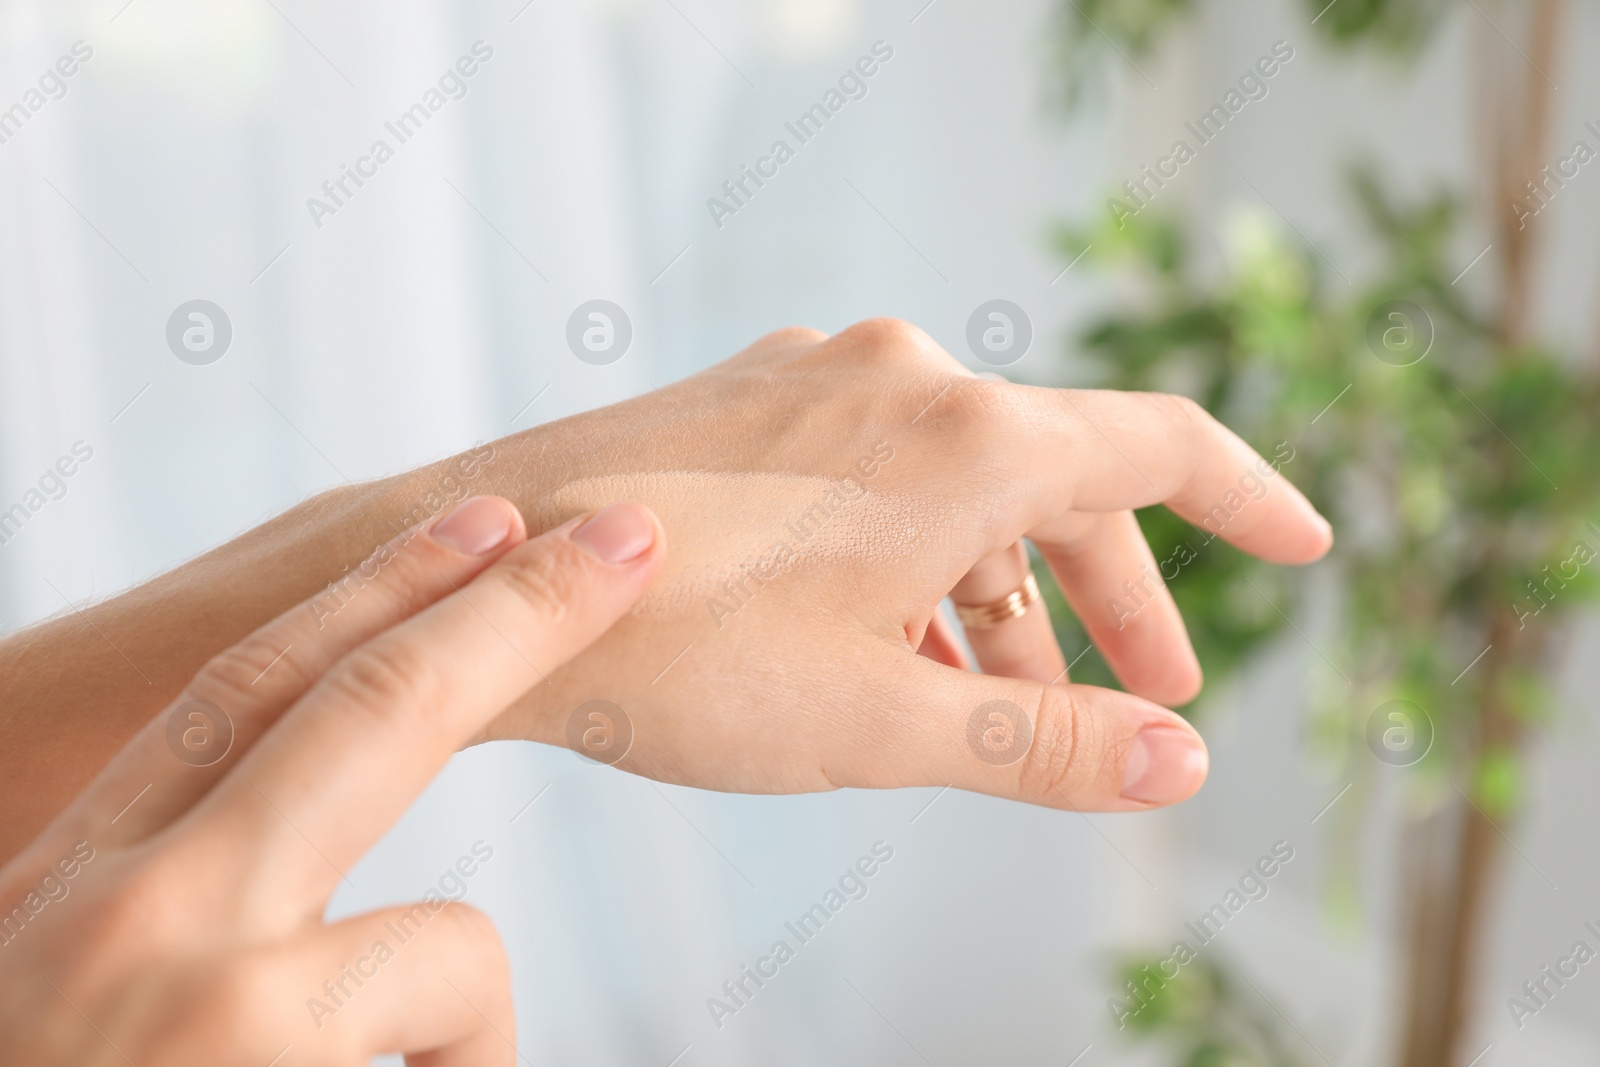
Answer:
[{"left": 848, "top": 652, "right": 1210, "bottom": 813}]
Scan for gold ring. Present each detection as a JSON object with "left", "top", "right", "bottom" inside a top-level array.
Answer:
[{"left": 953, "top": 573, "right": 1040, "bottom": 630}]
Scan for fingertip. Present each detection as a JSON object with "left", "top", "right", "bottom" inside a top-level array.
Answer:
[
  {"left": 1254, "top": 510, "right": 1334, "bottom": 565},
  {"left": 1174, "top": 646, "right": 1204, "bottom": 703},
  {"left": 1120, "top": 722, "right": 1209, "bottom": 806},
  {"left": 1285, "top": 513, "right": 1334, "bottom": 564},
  {"left": 1113, "top": 632, "right": 1203, "bottom": 708},
  {"left": 1309, "top": 512, "right": 1334, "bottom": 558},
  {"left": 1288, "top": 487, "right": 1334, "bottom": 561},
  {"left": 1135, "top": 658, "right": 1203, "bottom": 708},
  {"left": 568, "top": 502, "right": 664, "bottom": 566},
  {"left": 429, "top": 495, "right": 526, "bottom": 556}
]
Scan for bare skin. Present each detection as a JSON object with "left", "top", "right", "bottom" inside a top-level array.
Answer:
[
  {"left": 0, "top": 318, "right": 1332, "bottom": 862},
  {"left": 0, "top": 496, "right": 665, "bottom": 1066}
]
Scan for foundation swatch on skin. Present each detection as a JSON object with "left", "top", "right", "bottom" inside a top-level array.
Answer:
[{"left": 541, "top": 471, "right": 929, "bottom": 620}]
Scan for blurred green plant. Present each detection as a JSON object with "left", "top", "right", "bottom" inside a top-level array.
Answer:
[
  {"left": 1050, "top": 0, "right": 1196, "bottom": 107},
  {"left": 1047, "top": 3, "right": 1600, "bottom": 1063},
  {"left": 1045, "top": 166, "right": 1600, "bottom": 1062},
  {"left": 1047, "top": 163, "right": 1600, "bottom": 715},
  {"left": 1108, "top": 954, "right": 1312, "bottom": 1066},
  {"left": 1051, "top": 0, "right": 1451, "bottom": 106}
]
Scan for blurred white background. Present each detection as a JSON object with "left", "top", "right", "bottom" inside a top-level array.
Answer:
[{"left": 4, "top": 0, "right": 1600, "bottom": 1063}]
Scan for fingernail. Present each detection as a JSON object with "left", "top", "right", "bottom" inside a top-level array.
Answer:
[
  {"left": 429, "top": 496, "right": 517, "bottom": 555},
  {"left": 1121, "top": 726, "right": 1209, "bottom": 804},
  {"left": 570, "top": 503, "right": 656, "bottom": 564}
]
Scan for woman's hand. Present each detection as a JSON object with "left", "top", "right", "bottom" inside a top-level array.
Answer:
[
  {"left": 0, "top": 318, "right": 1332, "bottom": 855},
  {"left": 0, "top": 496, "right": 663, "bottom": 1066},
  {"left": 467, "top": 319, "right": 1331, "bottom": 812}
]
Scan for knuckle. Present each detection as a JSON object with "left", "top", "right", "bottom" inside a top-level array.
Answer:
[
  {"left": 833, "top": 316, "right": 937, "bottom": 361},
  {"left": 437, "top": 901, "right": 508, "bottom": 957},
  {"left": 1148, "top": 390, "right": 1209, "bottom": 433},
  {"left": 1018, "top": 687, "right": 1111, "bottom": 806},
  {"left": 952, "top": 377, "right": 1026, "bottom": 421},
  {"left": 913, "top": 377, "right": 1018, "bottom": 448},
  {"left": 490, "top": 545, "right": 579, "bottom": 627},
  {"left": 434, "top": 901, "right": 514, "bottom": 1001},
  {"left": 759, "top": 324, "right": 829, "bottom": 348},
  {"left": 324, "top": 640, "right": 443, "bottom": 725},
  {"left": 1141, "top": 392, "right": 1213, "bottom": 489},
  {"left": 730, "top": 325, "right": 828, "bottom": 369},
  {"left": 189, "top": 631, "right": 315, "bottom": 708}
]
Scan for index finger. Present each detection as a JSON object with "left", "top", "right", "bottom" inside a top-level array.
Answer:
[
  {"left": 1011, "top": 386, "right": 1331, "bottom": 565},
  {"left": 178, "top": 503, "right": 664, "bottom": 912}
]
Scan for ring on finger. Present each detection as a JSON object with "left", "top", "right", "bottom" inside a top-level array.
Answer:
[{"left": 953, "top": 573, "right": 1040, "bottom": 630}]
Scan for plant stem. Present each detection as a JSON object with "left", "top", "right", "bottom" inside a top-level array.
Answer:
[
  {"left": 1493, "top": 0, "right": 1564, "bottom": 346},
  {"left": 1397, "top": 3, "right": 1564, "bottom": 1063}
]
